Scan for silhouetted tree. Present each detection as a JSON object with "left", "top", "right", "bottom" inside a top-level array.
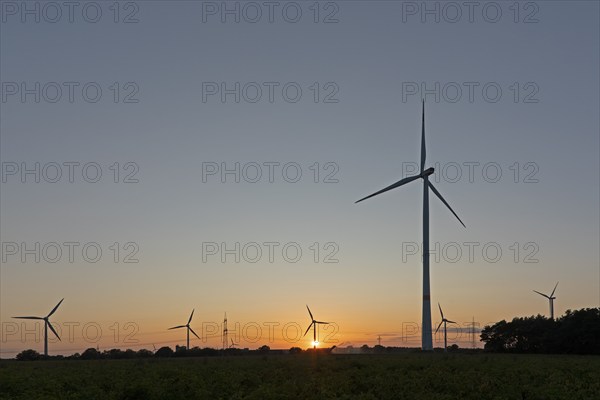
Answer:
[
  {"left": 554, "top": 308, "right": 600, "bottom": 354},
  {"left": 80, "top": 347, "right": 101, "bottom": 360},
  {"left": 137, "top": 349, "right": 153, "bottom": 358},
  {"left": 257, "top": 345, "right": 270, "bottom": 353},
  {"left": 480, "top": 308, "right": 600, "bottom": 354},
  {"left": 103, "top": 349, "right": 124, "bottom": 359},
  {"left": 289, "top": 347, "right": 302, "bottom": 354},
  {"left": 373, "top": 345, "right": 386, "bottom": 353},
  {"left": 155, "top": 346, "right": 174, "bottom": 357},
  {"left": 16, "top": 349, "right": 41, "bottom": 361},
  {"left": 123, "top": 349, "right": 137, "bottom": 358}
]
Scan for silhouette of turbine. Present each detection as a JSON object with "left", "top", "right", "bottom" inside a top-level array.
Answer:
[
  {"left": 304, "top": 305, "right": 329, "bottom": 349},
  {"left": 168, "top": 309, "right": 200, "bottom": 349},
  {"left": 356, "top": 100, "right": 465, "bottom": 351},
  {"left": 534, "top": 282, "right": 559, "bottom": 319},
  {"left": 13, "top": 298, "right": 64, "bottom": 356},
  {"left": 435, "top": 303, "right": 456, "bottom": 352}
]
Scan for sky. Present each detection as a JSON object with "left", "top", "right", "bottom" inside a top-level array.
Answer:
[{"left": 0, "top": 1, "right": 599, "bottom": 357}]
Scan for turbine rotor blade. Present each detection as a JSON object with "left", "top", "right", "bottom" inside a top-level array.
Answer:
[
  {"left": 315, "top": 321, "right": 329, "bottom": 324},
  {"left": 189, "top": 326, "right": 200, "bottom": 340},
  {"left": 188, "top": 309, "right": 195, "bottom": 325},
  {"left": 355, "top": 175, "right": 421, "bottom": 204},
  {"left": 438, "top": 303, "right": 444, "bottom": 319},
  {"left": 435, "top": 321, "right": 443, "bottom": 334},
  {"left": 550, "top": 282, "right": 559, "bottom": 297},
  {"left": 304, "top": 322, "right": 314, "bottom": 337},
  {"left": 446, "top": 320, "right": 457, "bottom": 324},
  {"left": 428, "top": 182, "right": 466, "bottom": 228},
  {"left": 12, "top": 316, "right": 44, "bottom": 320},
  {"left": 47, "top": 298, "right": 64, "bottom": 318},
  {"left": 47, "top": 321, "right": 61, "bottom": 341},
  {"left": 306, "top": 305, "right": 313, "bottom": 320},
  {"left": 533, "top": 290, "right": 550, "bottom": 299},
  {"left": 421, "top": 100, "right": 426, "bottom": 173},
  {"left": 168, "top": 325, "right": 186, "bottom": 330}
]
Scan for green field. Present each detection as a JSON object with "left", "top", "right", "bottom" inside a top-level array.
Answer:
[{"left": 1, "top": 353, "right": 599, "bottom": 399}]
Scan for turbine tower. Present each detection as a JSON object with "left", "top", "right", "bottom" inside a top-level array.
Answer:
[
  {"left": 435, "top": 303, "right": 456, "bottom": 352},
  {"left": 533, "top": 282, "right": 559, "bottom": 319},
  {"left": 356, "top": 101, "right": 465, "bottom": 350},
  {"left": 304, "top": 305, "right": 329, "bottom": 349},
  {"left": 12, "top": 298, "right": 64, "bottom": 356},
  {"left": 168, "top": 309, "right": 200, "bottom": 349}
]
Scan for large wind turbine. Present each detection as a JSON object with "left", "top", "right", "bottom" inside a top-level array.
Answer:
[
  {"left": 533, "top": 282, "right": 559, "bottom": 319},
  {"left": 12, "top": 298, "right": 64, "bottom": 356},
  {"left": 168, "top": 309, "right": 200, "bottom": 349},
  {"left": 304, "top": 305, "right": 329, "bottom": 349},
  {"left": 435, "top": 303, "right": 456, "bottom": 352},
  {"left": 356, "top": 100, "right": 465, "bottom": 351}
]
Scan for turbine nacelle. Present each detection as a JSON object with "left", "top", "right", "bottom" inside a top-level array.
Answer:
[{"left": 421, "top": 167, "right": 435, "bottom": 177}]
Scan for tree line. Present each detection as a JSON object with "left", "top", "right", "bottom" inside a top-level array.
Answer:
[
  {"left": 480, "top": 308, "right": 600, "bottom": 354},
  {"left": 12, "top": 308, "right": 599, "bottom": 359}
]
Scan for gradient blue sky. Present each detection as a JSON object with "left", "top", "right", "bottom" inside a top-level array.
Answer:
[{"left": 1, "top": 1, "right": 598, "bottom": 356}]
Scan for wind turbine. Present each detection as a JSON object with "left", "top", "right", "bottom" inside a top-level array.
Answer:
[
  {"left": 356, "top": 100, "right": 465, "bottom": 351},
  {"left": 168, "top": 309, "right": 200, "bottom": 349},
  {"left": 12, "top": 298, "right": 64, "bottom": 356},
  {"left": 229, "top": 338, "right": 238, "bottom": 349},
  {"left": 533, "top": 282, "right": 559, "bottom": 319},
  {"left": 435, "top": 303, "right": 456, "bottom": 352},
  {"left": 304, "top": 305, "right": 329, "bottom": 349}
]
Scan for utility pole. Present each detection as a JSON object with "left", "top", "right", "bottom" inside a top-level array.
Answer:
[
  {"left": 222, "top": 312, "right": 228, "bottom": 351},
  {"left": 469, "top": 316, "right": 479, "bottom": 349}
]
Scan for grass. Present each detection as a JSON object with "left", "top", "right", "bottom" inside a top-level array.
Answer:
[{"left": 1, "top": 353, "right": 599, "bottom": 399}]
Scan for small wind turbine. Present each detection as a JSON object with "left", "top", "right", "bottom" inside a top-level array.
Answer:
[
  {"left": 168, "top": 309, "right": 200, "bottom": 349},
  {"left": 356, "top": 100, "right": 465, "bottom": 351},
  {"left": 533, "top": 282, "right": 559, "bottom": 319},
  {"left": 12, "top": 298, "right": 64, "bottom": 357},
  {"left": 229, "top": 338, "right": 238, "bottom": 349},
  {"left": 304, "top": 305, "right": 329, "bottom": 349},
  {"left": 435, "top": 303, "right": 456, "bottom": 352}
]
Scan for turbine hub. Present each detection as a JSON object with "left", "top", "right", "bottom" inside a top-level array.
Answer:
[{"left": 422, "top": 167, "right": 434, "bottom": 177}]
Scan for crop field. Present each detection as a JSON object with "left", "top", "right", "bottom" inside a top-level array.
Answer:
[{"left": 1, "top": 353, "right": 599, "bottom": 399}]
